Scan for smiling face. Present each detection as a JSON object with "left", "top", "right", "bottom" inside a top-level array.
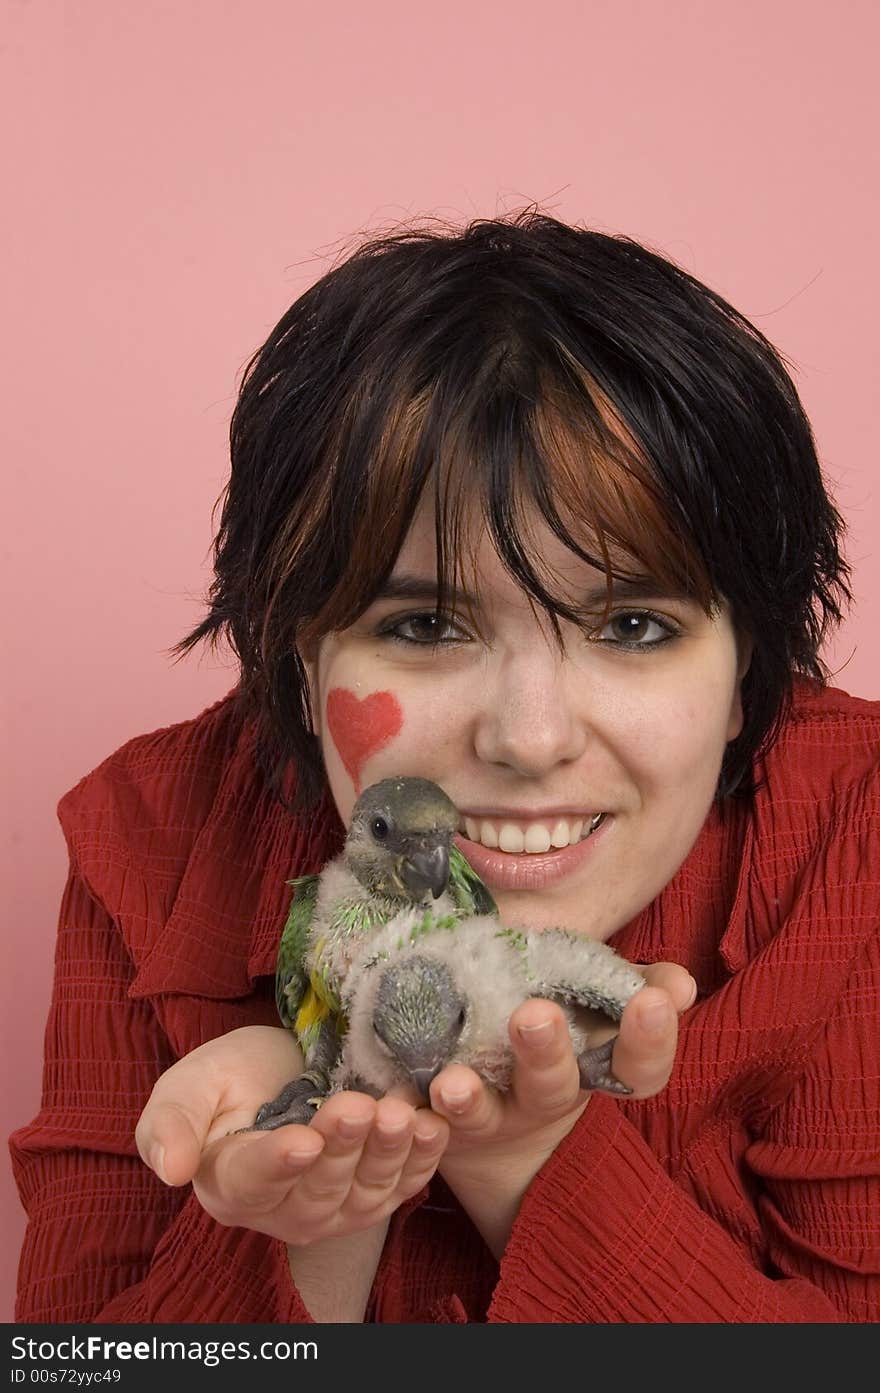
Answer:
[{"left": 303, "top": 495, "right": 751, "bottom": 941}]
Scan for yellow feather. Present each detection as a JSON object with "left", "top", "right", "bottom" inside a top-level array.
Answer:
[{"left": 295, "top": 982, "right": 331, "bottom": 1039}]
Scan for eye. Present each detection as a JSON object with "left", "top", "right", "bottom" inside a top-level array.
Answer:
[
  {"left": 378, "top": 611, "right": 470, "bottom": 646},
  {"left": 456, "top": 1008, "right": 466, "bottom": 1027},
  {"left": 371, "top": 816, "right": 389, "bottom": 840},
  {"left": 595, "top": 609, "right": 680, "bottom": 649}
]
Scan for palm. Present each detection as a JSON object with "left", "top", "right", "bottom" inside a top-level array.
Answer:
[{"left": 197, "top": 1027, "right": 305, "bottom": 1144}]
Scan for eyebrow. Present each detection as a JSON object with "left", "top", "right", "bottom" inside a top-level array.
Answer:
[{"left": 372, "top": 572, "right": 691, "bottom": 608}]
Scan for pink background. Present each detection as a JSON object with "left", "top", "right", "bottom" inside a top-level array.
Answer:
[{"left": 2, "top": 0, "right": 878, "bottom": 1322}]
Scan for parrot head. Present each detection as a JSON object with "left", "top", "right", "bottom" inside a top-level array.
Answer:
[
  {"left": 345, "top": 777, "right": 459, "bottom": 903},
  {"left": 372, "top": 954, "right": 467, "bottom": 1097}
]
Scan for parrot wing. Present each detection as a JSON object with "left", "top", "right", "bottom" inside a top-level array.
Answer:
[
  {"left": 520, "top": 927, "right": 645, "bottom": 1022},
  {"left": 275, "top": 874, "right": 320, "bottom": 1028},
  {"left": 448, "top": 843, "right": 498, "bottom": 916}
]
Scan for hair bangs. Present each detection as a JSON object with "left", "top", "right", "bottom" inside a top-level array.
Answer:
[
  {"left": 526, "top": 359, "right": 720, "bottom": 620},
  {"left": 419, "top": 348, "right": 722, "bottom": 647},
  {"left": 291, "top": 381, "right": 434, "bottom": 654}
]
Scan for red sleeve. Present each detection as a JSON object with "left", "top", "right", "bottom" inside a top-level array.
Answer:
[
  {"left": 9, "top": 858, "right": 314, "bottom": 1324},
  {"left": 487, "top": 930, "right": 880, "bottom": 1324}
]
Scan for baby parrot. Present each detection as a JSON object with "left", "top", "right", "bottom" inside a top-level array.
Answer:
[
  {"left": 330, "top": 908, "right": 646, "bottom": 1099},
  {"left": 249, "top": 777, "right": 497, "bottom": 1129}
]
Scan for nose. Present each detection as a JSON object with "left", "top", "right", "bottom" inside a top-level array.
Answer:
[{"left": 473, "top": 641, "right": 587, "bottom": 777}]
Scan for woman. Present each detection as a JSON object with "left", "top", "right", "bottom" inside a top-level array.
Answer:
[{"left": 11, "top": 212, "right": 878, "bottom": 1323}]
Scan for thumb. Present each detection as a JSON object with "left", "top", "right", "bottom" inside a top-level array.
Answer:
[
  {"left": 135, "top": 1035, "right": 241, "bottom": 1186},
  {"left": 135, "top": 1097, "right": 205, "bottom": 1187},
  {"left": 637, "top": 961, "right": 697, "bottom": 1013},
  {"left": 135, "top": 1025, "right": 305, "bottom": 1185}
]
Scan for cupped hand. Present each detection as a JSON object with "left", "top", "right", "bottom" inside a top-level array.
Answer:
[
  {"left": 134, "top": 1025, "right": 449, "bottom": 1246},
  {"left": 431, "top": 961, "right": 695, "bottom": 1195}
]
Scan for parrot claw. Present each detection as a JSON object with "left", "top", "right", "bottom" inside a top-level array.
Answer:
[
  {"left": 577, "top": 1035, "right": 633, "bottom": 1096},
  {"left": 247, "top": 1076, "right": 327, "bottom": 1130}
]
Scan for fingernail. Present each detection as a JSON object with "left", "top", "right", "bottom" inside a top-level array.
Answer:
[
  {"left": 439, "top": 1087, "right": 472, "bottom": 1113},
  {"left": 376, "top": 1120, "right": 409, "bottom": 1147},
  {"left": 416, "top": 1126, "right": 442, "bottom": 1145},
  {"left": 283, "top": 1147, "right": 316, "bottom": 1170},
  {"left": 337, "top": 1115, "right": 370, "bottom": 1139},
  {"left": 641, "top": 1000, "right": 673, "bottom": 1034},
  {"left": 685, "top": 978, "right": 698, "bottom": 1009},
  {"left": 149, "top": 1144, "right": 167, "bottom": 1183},
  {"left": 517, "top": 1019, "right": 554, "bottom": 1046}
]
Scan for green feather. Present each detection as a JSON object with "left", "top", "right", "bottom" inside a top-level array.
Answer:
[
  {"left": 275, "top": 874, "right": 319, "bottom": 1028},
  {"left": 448, "top": 844, "right": 498, "bottom": 916}
]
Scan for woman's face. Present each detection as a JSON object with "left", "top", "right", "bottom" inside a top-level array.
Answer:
[{"left": 305, "top": 496, "right": 751, "bottom": 940}]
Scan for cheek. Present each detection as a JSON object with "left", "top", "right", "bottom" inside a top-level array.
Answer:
[
  {"left": 612, "top": 688, "right": 730, "bottom": 791},
  {"left": 325, "top": 687, "right": 404, "bottom": 793}
]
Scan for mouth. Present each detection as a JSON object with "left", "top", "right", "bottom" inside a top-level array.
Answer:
[
  {"left": 453, "top": 811, "right": 611, "bottom": 891},
  {"left": 457, "top": 811, "right": 607, "bottom": 853}
]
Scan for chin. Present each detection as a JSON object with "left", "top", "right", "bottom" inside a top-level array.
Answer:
[
  {"left": 494, "top": 888, "right": 621, "bottom": 942},
  {"left": 495, "top": 899, "right": 581, "bottom": 936}
]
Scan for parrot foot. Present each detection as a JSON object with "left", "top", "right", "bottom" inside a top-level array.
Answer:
[
  {"left": 577, "top": 1036, "right": 633, "bottom": 1096},
  {"left": 247, "top": 1077, "right": 327, "bottom": 1131}
]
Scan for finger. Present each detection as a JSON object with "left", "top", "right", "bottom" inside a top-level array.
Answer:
[
  {"left": 508, "top": 999, "right": 584, "bottom": 1116},
  {"left": 395, "top": 1111, "right": 450, "bottom": 1195},
  {"left": 412, "top": 1108, "right": 450, "bottom": 1153},
  {"left": 293, "top": 1092, "right": 379, "bottom": 1209},
  {"left": 638, "top": 962, "right": 697, "bottom": 1013},
  {"left": 348, "top": 1097, "right": 417, "bottom": 1204},
  {"left": 611, "top": 986, "right": 679, "bottom": 1099},
  {"left": 429, "top": 1064, "right": 505, "bottom": 1138},
  {"left": 136, "top": 1047, "right": 227, "bottom": 1186},
  {"left": 135, "top": 1097, "right": 204, "bottom": 1188},
  {"left": 194, "top": 1125, "right": 326, "bottom": 1221}
]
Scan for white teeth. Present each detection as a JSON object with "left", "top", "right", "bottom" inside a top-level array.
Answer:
[
  {"left": 550, "top": 819, "right": 570, "bottom": 848},
  {"left": 461, "top": 812, "right": 608, "bottom": 853},
  {"left": 524, "top": 824, "right": 552, "bottom": 853},
  {"left": 498, "top": 824, "right": 525, "bottom": 853},
  {"left": 479, "top": 819, "right": 499, "bottom": 848}
]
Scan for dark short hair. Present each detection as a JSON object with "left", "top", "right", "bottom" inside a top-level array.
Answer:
[{"left": 173, "top": 209, "right": 851, "bottom": 812}]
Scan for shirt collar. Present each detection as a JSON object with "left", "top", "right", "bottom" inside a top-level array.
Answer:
[{"left": 128, "top": 719, "right": 344, "bottom": 1000}]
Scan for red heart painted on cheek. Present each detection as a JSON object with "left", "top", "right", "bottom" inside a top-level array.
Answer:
[{"left": 325, "top": 687, "right": 404, "bottom": 794}]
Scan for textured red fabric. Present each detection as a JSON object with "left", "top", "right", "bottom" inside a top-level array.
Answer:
[{"left": 9, "top": 680, "right": 880, "bottom": 1323}]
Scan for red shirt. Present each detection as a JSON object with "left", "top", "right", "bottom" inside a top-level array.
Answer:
[{"left": 9, "top": 680, "right": 880, "bottom": 1322}]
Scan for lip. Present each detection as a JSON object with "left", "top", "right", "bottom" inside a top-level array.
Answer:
[
  {"left": 454, "top": 814, "right": 611, "bottom": 891},
  {"left": 458, "top": 806, "right": 601, "bottom": 821}
]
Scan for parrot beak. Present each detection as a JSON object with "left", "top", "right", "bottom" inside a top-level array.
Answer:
[
  {"left": 410, "top": 1063, "right": 443, "bottom": 1099},
  {"left": 398, "top": 842, "right": 450, "bottom": 900}
]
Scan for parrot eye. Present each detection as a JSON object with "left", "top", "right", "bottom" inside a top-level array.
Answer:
[{"left": 371, "top": 816, "right": 390, "bottom": 841}]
